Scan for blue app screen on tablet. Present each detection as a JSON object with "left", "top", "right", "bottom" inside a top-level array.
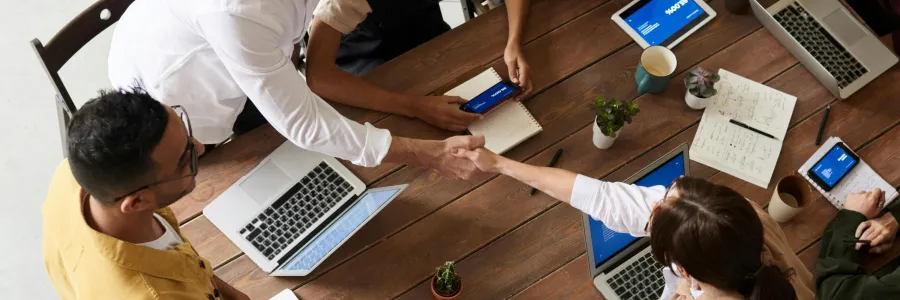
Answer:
[{"left": 622, "top": 0, "right": 708, "bottom": 46}]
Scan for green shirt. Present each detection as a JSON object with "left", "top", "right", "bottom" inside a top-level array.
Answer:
[{"left": 816, "top": 204, "right": 900, "bottom": 300}]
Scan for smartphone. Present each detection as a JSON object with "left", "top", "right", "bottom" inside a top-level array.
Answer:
[
  {"left": 807, "top": 142, "right": 860, "bottom": 191},
  {"left": 459, "top": 81, "right": 521, "bottom": 114}
]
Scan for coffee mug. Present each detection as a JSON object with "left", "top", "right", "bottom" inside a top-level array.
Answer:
[
  {"left": 767, "top": 173, "right": 813, "bottom": 223},
  {"left": 636, "top": 46, "right": 677, "bottom": 94}
]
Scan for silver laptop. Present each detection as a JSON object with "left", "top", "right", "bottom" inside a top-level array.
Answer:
[
  {"left": 204, "top": 142, "right": 407, "bottom": 276},
  {"left": 750, "top": 0, "right": 898, "bottom": 99},
  {"left": 583, "top": 144, "right": 690, "bottom": 300}
]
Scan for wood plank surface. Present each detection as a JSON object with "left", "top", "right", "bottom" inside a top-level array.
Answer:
[{"left": 289, "top": 26, "right": 797, "bottom": 299}]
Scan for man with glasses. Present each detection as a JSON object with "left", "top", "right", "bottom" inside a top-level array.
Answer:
[{"left": 42, "top": 89, "right": 248, "bottom": 299}]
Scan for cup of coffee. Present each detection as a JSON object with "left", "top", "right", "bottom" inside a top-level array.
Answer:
[
  {"left": 636, "top": 46, "right": 677, "bottom": 94},
  {"left": 767, "top": 173, "right": 813, "bottom": 223}
]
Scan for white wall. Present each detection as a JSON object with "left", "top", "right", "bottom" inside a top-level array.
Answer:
[
  {"left": 0, "top": 0, "right": 114, "bottom": 298},
  {"left": 0, "top": 1, "right": 465, "bottom": 298}
]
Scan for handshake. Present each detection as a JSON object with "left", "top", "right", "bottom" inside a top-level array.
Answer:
[{"left": 423, "top": 135, "right": 508, "bottom": 180}]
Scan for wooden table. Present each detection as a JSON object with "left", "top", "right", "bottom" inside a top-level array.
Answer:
[{"left": 172, "top": 0, "right": 900, "bottom": 298}]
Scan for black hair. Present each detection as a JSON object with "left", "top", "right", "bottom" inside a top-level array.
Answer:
[
  {"left": 66, "top": 88, "right": 169, "bottom": 203},
  {"left": 650, "top": 177, "right": 797, "bottom": 300}
]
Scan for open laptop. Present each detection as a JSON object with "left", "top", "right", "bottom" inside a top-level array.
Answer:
[
  {"left": 583, "top": 144, "right": 689, "bottom": 300},
  {"left": 204, "top": 142, "right": 407, "bottom": 275},
  {"left": 750, "top": 0, "right": 898, "bottom": 99}
]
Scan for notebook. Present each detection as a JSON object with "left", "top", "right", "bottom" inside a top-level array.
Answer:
[
  {"left": 690, "top": 69, "right": 797, "bottom": 188},
  {"left": 799, "top": 137, "right": 899, "bottom": 209},
  {"left": 444, "top": 68, "right": 542, "bottom": 154}
]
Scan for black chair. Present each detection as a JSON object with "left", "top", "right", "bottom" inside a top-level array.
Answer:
[{"left": 31, "top": 0, "right": 134, "bottom": 157}]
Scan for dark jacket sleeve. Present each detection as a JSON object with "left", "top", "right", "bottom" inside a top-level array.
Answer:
[{"left": 816, "top": 210, "right": 900, "bottom": 300}]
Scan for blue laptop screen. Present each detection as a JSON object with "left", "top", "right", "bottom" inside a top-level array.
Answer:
[
  {"left": 281, "top": 187, "right": 402, "bottom": 271},
  {"left": 589, "top": 153, "right": 686, "bottom": 267},
  {"left": 622, "top": 0, "right": 707, "bottom": 46}
]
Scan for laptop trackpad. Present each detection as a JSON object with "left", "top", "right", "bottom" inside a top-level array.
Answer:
[
  {"left": 823, "top": 10, "right": 865, "bottom": 46},
  {"left": 240, "top": 160, "right": 294, "bottom": 206}
]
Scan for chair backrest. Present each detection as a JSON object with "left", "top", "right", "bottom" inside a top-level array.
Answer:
[{"left": 30, "top": 0, "right": 134, "bottom": 157}]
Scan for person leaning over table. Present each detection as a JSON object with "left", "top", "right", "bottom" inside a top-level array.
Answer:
[
  {"left": 816, "top": 188, "right": 900, "bottom": 299},
  {"left": 42, "top": 89, "right": 248, "bottom": 300},
  {"left": 106, "top": 0, "right": 530, "bottom": 179},
  {"left": 452, "top": 147, "right": 816, "bottom": 300}
]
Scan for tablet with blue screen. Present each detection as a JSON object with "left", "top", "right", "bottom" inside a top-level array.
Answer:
[{"left": 611, "top": 0, "right": 717, "bottom": 49}]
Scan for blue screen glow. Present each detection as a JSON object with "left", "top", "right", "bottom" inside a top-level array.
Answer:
[
  {"left": 590, "top": 153, "right": 686, "bottom": 267},
  {"left": 624, "top": 0, "right": 705, "bottom": 46},
  {"left": 462, "top": 82, "right": 517, "bottom": 114},
  {"left": 812, "top": 145, "right": 858, "bottom": 188}
]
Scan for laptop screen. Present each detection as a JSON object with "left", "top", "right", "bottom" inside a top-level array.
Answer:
[
  {"left": 280, "top": 187, "right": 403, "bottom": 272},
  {"left": 589, "top": 153, "right": 686, "bottom": 267}
]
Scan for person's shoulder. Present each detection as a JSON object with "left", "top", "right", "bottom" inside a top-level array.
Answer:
[{"left": 43, "top": 160, "right": 81, "bottom": 224}]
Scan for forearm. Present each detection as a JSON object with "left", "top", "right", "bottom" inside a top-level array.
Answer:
[
  {"left": 496, "top": 156, "right": 577, "bottom": 202},
  {"left": 505, "top": 0, "right": 530, "bottom": 47},
  {"left": 306, "top": 18, "right": 417, "bottom": 117},
  {"left": 382, "top": 136, "right": 439, "bottom": 169}
]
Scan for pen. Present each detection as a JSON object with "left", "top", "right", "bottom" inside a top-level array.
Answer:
[
  {"left": 531, "top": 149, "right": 564, "bottom": 195},
  {"left": 815, "top": 105, "right": 831, "bottom": 146},
  {"left": 729, "top": 119, "right": 777, "bottom": 140},
  {"left": 843, "top": 239, "right": 871, "bottom": 245}
]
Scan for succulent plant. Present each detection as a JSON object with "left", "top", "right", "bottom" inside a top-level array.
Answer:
[
  {"left": 592, "top": 96, "right": 640, "bottom": 138},
  {"left": 684, "top": 67, "right": 720, "bottom": 98},
  {"left": 434, "top": 261, "right": 461, "bottom": 297}
]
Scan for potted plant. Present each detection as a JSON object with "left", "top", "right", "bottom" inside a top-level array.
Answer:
[
  {"left": 684, "top": 67, "right": 720, "bottom": 109},
  {"left": 591, "top": 96, "right": 640, "bottom": 149},
  {"left": 431, "top": 262, "right": 462, "bottom": 299}
]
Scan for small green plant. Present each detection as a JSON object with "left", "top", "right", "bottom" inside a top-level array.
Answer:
[
  {"left": 433, "top": 261, "right": 461, "bottom": 297},
  {"left": 592, "top": 96, "right": 640, "bottom": 138},
  {"left": 684, "top": 67, "right": 720, "bottom": 98}
]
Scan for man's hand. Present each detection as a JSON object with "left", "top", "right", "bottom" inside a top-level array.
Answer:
[
  {"left": 453, "top": 147, "right": 506, "bottom": 173},
  {"left": 844, "top": 188, "right": 885, "bottom": 219},
  {"left": 856, "top": 212, "right": 899, "bottom": 253},
  {"left": 427, "top": 135, "right": 486, "bottom": 179},
  {"left": 412, "top": 95, "right": 482, "bottom": 131},
  {"left": 504, "top": 44, "right": 533, "bottom": 99}
]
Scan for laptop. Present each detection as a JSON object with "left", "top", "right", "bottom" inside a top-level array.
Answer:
[
  {"left": 204, "top": 142, "right": 408, "bottom": 276},
  {"left": 750, "top": 0, "right": 898, "bottom": 99},
  {"left": 583, "top": 144, "right": 690, "bottom": 300}
]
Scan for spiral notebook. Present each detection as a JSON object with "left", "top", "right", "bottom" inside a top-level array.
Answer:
[
  {"left": 444, "top": 69, "right": 542, "bottom": 154},
  {"left": 798, "top": 137, "right": 898, "bottom": 209}
]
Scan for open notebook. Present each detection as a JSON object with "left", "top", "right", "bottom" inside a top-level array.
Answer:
[
  {"left": 799, "top": 137, "right": 899, "bottom": 209},
  {"left": 690, "top": 69, "right": 797, "bottom": 188},
  {"left": 444, "top": 69, "right": 542, "bottom": 154}
]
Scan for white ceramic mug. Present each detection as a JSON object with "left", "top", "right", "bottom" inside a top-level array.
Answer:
[{"left": 767, "top": 174, "right": 812, "bottom": 223}]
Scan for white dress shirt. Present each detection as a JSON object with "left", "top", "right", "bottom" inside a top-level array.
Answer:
[
  {"left": 108, "top": 0, "right": 390, "bottom": 167},
  {"left": 568, "top": 175, "right": 698, "bottom": 299}
]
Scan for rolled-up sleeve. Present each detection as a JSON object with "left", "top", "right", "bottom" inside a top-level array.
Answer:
[
  {"left": 313, "top": 0, "right": 372, "bottom": 34},
  {"left": 197, "top": 13, "right": 390, "bottom": 167},
  {"left": 569, "top": 175, "right": 665, "bottom": 237}
]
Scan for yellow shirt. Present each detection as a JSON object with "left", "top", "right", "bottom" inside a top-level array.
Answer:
[{"left": 42, "top": 161, "right": 221, "bottom": 300}]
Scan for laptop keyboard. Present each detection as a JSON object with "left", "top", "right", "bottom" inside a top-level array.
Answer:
[
  {"left": 238, "top": 162, "right": 353, "bottom": 260},
  {"left": 608, "top": 252, "right": 664, "bottom": 300},
  {"left": 773, "top": 3, "right": 867, "bottom": 88}
]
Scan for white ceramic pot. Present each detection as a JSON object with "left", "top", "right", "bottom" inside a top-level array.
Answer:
[
  {"left": 592, "top": 117, "right": 622, "bottom": 149},
  {"left": 684, "top": 91, "right": 710, "bottom": 110}
]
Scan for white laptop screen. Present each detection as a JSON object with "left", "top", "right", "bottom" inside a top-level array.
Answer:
[
  {"left": 279, "top": 187, "right": 403, "bottom": 272},
  {"left": 588, "top": 153, "right": 686, "bottom": 267}
]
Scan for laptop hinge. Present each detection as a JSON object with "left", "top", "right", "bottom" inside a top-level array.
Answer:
[{"left": 274, "top": 193, "right": 362, "bottom": 267}]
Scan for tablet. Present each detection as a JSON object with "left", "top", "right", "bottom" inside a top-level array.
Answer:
[{"left": 611, "top": 0, "right": 717, "bottom": 49}]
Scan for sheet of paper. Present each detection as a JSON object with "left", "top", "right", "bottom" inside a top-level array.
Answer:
[
  {"left": 691, "top": 114, "right": 781, "bottom": 187},
  {"left": 707, "top": 69, "right": 796, "bottom": 139},
  {"left": 444, "top": 69, "right": 501, "bottom": 100},
  {"left": 468, "top": 101, "right": 542, "bottom": 154},
  {"left": 689, "top": 69, "right": 797, "bottom": 188},
  {"left": 799, "top": 137, "right": 899, "bottom": 209}
]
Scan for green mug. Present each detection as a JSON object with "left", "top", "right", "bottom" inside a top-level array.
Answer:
[{"left": 636, "top": 46, "right": 677, "bottom": 94}]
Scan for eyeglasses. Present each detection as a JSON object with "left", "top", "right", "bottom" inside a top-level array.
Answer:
[
  {"left": 644, "top": 179, "right": 679, "bottom": 233},
  {"left": 111, "top": 105, "right": 198, "bottom": 201}
]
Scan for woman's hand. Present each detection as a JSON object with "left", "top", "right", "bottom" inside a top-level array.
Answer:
[
  {"left": 453, "top": 147, "right": 506, "bottom": 173},
  {"left": 844, "top": 188, "right": 885, "bottom": 219},
  {"left": 856, "top": 212, "right": 899, "bottom": 253},
  {"left": 504, "top": 43, "right": 533, "bottom": 99}
]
